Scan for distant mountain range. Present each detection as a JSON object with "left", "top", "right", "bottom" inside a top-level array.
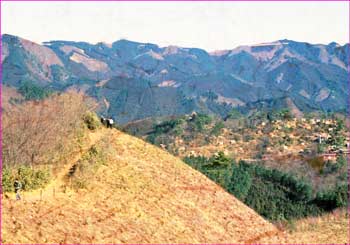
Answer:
[{"left": 2, "top": 34, "right": 349, "bottom": 123}]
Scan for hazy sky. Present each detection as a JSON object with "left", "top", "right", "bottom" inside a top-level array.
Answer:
[{"left": 2, "top": 1, "right": 349, "bottom": 51}]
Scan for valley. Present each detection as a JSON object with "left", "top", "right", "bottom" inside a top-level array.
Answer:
[
  {"left": 1, "top": 34, "right": 349, "bottom": 244},
  {"left": 122, "top": 110, "right": 348, "bottom": 222}
]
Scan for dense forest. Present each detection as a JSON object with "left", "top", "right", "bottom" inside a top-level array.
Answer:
[{"left": 184, "top": 153, "right": 347, "bottom": 222}]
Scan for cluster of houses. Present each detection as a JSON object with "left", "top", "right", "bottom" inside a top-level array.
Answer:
[
  {"left": 157, "top": 114, "right": 348, "bottom": 164},
  {"left": 319, "top": 143, "right": 350, "bottom": 162},
  {"left": 259, "top": 118, "right": 348, "bottom": 163},
  {"left": 317, "top": 119, "right": 348, "bottom": 161},
  {"left": 312, "top": 133, "right": 349, "bottom": 162}
]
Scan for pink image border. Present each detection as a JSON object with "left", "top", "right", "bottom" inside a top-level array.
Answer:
[{"left": 0, "top": 0, "right": 349, "bottom": 244}]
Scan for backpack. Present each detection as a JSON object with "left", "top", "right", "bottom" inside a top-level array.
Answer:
[{"left": 14, "top": 181, "right": 22, "bottom": 190}]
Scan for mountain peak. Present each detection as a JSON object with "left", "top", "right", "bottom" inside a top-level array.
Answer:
[
  {"left": 2, "top": 34, "right": 348, "bottom": 122},
  {"left": 328, "top": 41, "right": 341, "bottom": 47}
]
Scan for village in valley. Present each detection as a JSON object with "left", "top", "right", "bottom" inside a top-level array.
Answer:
[
  {"left": 126, "top": 111, "right": 348, "bottom": 161},
  {"left": 123, "top": 109, "right": 349, "bottom": 190}
]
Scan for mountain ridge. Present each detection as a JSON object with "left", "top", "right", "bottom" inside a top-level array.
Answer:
[
  {"left": 2, "top": 34, "right": 349, "bottom": 123},
  {"left": 6, "top": 34, "right": 347, "bottom": 54}
]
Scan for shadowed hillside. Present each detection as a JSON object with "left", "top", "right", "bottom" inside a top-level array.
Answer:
[{"left": 2, "top": 34, "right": 349, "bottom": 123}]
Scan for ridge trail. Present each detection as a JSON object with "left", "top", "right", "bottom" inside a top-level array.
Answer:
[
  {"left": 2, "top": 127, "right": 279, "bottom": 244},
  {"left": 16, "top": 129, "right": 108, "bottom": 202}
]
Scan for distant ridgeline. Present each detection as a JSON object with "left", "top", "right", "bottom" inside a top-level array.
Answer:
[{"left": 2, "top": 34, "right": 349, "bottom": 123}]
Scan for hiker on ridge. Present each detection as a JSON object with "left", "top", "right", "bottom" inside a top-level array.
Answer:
[
  {"left": 14, "top": 179, "right": 22, "bottom": 201},
  {"left": 100, "top": 116, "right": 107, "bottom": 126},
  {"left": 107, "top": 118, "right": 114, "bottom": 128}
]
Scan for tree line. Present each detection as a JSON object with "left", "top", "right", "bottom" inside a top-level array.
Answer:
[{"left": 184, "top": 153, "right": 347, "bottom": 221}]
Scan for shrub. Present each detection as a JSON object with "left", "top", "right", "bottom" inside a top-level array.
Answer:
[
  {"left": 183, "top": 155, "right": 209, "bottom": 171},
  {"left": 145, "top": 118, "right": 184, "bottom": 144},
  {"left": 335, "top": 118, "right": 345, "bottom": 131},
  {"left": 173, "top": 124, "right": 184, "bottom": 136},
  {"left": 17, "top": 166, "right": 51, "bottom": 191},
  {"left": 278, "top": 109, "right": 293, "bottom": 120},
  {"left": 255, "top": 137, "right": 269, "bottom": 159},
  {"left": 226, "top": 108, "right": 242, "bottom": 120},
  {"left": 83, "top": 112, "right": 101, "bottom": 130},
  {"left": 146, "top": 134, "right": 157, "bottom": 144},
  {"left": 210, "top": 152, "right": 231, "bottom": 167},
  {"left": 322, "top": 156, "right": 345, "bottom": 175},
  {"left": 2, "top": 166, "right": 51, "bottom": 192},
  {"left": 211, "top": 121, "right": 225, "bottom": 136},
  {"left": 71, "top": 144, "right": 107, "bottom": 190},
  {"left": 243, "top": 134, "right": 253, "bottom": 142},
  {"left": 19, "top": 81, "right": 52, "bottom": 100},
  {"left": 317, "top": 143, "right": 327, "bottom": 154},
  {"left": 307, "top": 156, "right": 325, "bottom": 172},
  {"left": 314, "top": 184, "right": 347, "bottom": 211},
  {"left": 2, "top": 168, "right": 14, "bottom": 193},
  {"left": 72, "top": 178, "right": 88, "bottom": 189},
  {"left": 154, "top": 119, "right": 183, "bottom": 134},
  {"left": 193, "top": 114, "right": 212, "bottom": 132}
]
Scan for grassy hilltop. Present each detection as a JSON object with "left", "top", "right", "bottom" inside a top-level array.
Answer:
[{"left": 1, "top": 91, "right": 348, "bottom": 244}]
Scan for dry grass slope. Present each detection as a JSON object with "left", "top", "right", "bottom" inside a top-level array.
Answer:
[
  {"left": 2, "top": 128, "right": 278, "bottom": 244},
  {"left": 258, "top": 208, "right": 349, "bottom": 244}
]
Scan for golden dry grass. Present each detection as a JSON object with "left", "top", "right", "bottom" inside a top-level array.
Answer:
[
  {"left": 1, "top": 128, "right": 278, "bottom": 244},
  {"left": 258, "top": 208, "right": 349, "bottom": 244}
]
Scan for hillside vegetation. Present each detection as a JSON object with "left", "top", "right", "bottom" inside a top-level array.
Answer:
[
  {"left": 2, "top": 92, "right": 279, "bottom": 244},
  {"left": 2, "top": 91, "right": 348, "bottom": 244},
  {"left": 121, "top": 109, "right": 349, "bottom": 243},
  {"left": 259, "top": 208, "right": 349, "bottom": 244},
  {"left": 2, "top": 91, "right": 97, "bottom": 192},
  {"left": 123, "top": 110, "right": 348, "bottom": 192},
  {"left": 184, "top": 155, "right": 347, "bottom": 222},
  {"left": 2, "top": 128, "right": 280, "bottom": 244}
]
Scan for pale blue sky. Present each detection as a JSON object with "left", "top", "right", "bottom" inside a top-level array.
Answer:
[{"left": 2, "top": 1, "right": 349, "bottom": 51}]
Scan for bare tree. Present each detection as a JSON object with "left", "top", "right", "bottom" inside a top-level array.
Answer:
[{"left": 2, "top": 90, "right": 96, "bottom": 168}]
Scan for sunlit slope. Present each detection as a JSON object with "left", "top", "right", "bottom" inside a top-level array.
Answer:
[
  {"left": 2, "top": 129, "right": 278, "bottom": 244},
  {"left": 258, "top": 209, "right": 349, "bottom": 244}
]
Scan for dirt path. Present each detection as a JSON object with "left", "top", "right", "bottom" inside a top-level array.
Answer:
[{"left": 17, "top": 128, "right": 107, "bottom": 202}]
